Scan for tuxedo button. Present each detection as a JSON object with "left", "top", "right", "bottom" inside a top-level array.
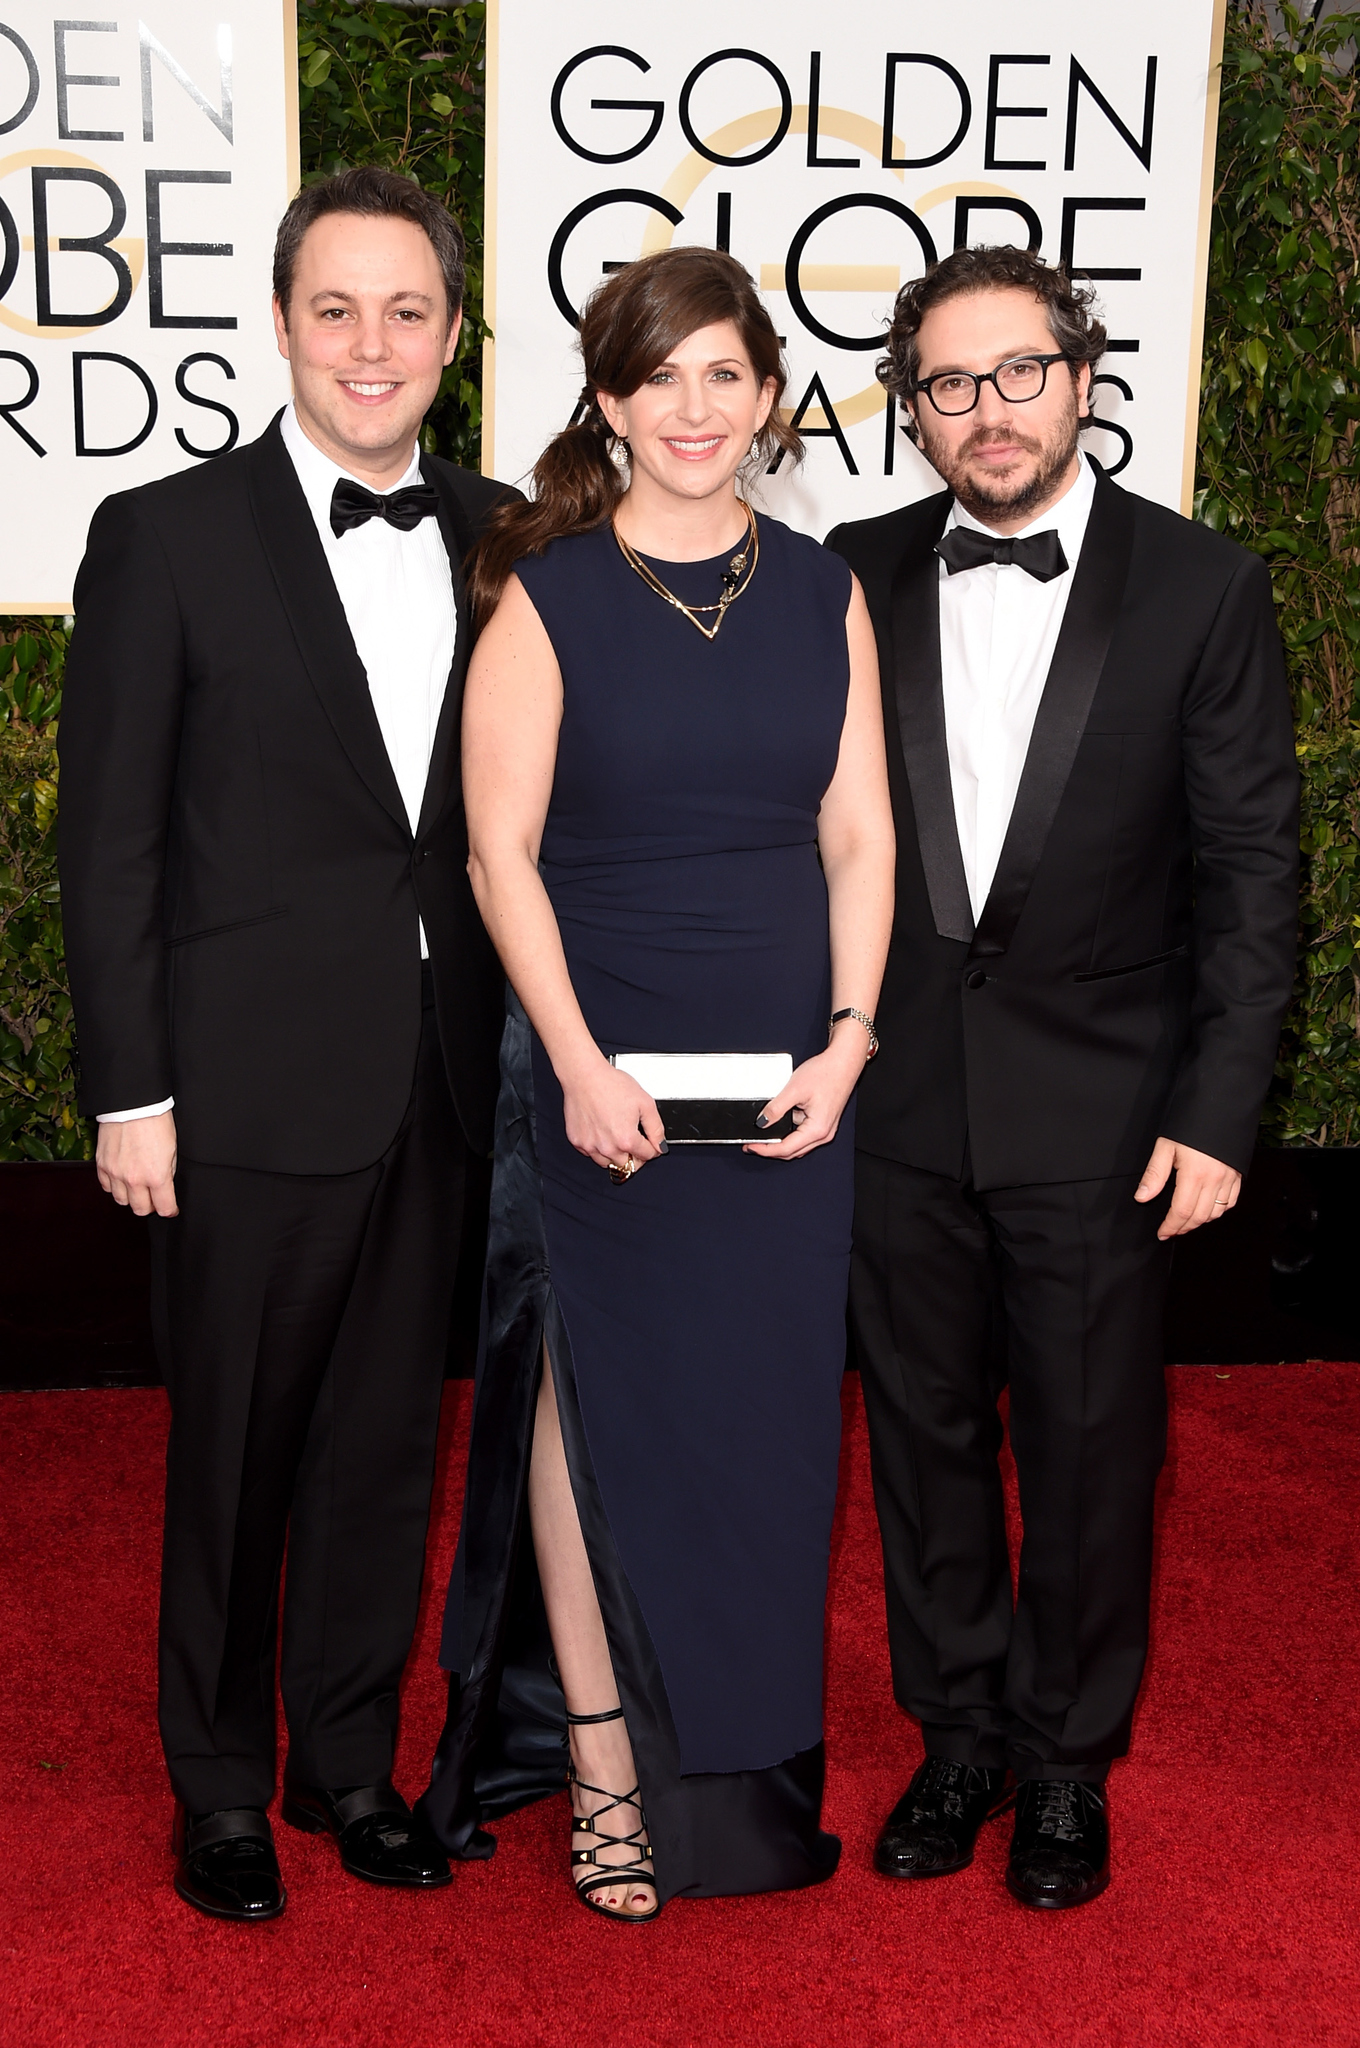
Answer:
[{"left": 965, "top": 970, "right": 988, "bottom": 989}]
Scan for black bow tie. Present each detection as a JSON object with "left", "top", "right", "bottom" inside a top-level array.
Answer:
[
  {"left": 936, "top": 525, "right": 1069, "bottom": 583},
  {"left": 329, "top": 477, "right": 440, "bottom": 538}
]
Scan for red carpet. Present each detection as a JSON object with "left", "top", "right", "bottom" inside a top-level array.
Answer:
[{"left": 2, "top": 1364, "right": 1357, "bottom": 2047}]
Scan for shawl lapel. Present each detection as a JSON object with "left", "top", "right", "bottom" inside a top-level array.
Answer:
[
  {"left": 969, "top": 473, "right": 1136, "bottom": 958},
  {"left": 415, "top": 457, "right": 476, "bottom": 843},
  {"left": 889, "top": 493, "right": 975, "bottom": 944},
  {"left": 246, "top": 417, "right": 410, "bottom": 837}
]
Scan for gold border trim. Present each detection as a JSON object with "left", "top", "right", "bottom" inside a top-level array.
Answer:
[
  {"left": 1182, "top": 0, "right": 1229, "bottom": 517},
  {"left": 481, "top": 0, "right": 500, "bottom": 477},
  {"left": 282, "top": 0, "right": 301, "bottom": 199}
]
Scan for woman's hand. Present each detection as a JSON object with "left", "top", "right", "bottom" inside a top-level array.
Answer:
[
  {"left": 742, "top": 1033, "right": 867, "bottom": 1162},
  {"left": 561, "top": 1056, "right": 667, "bottom": 1174}
]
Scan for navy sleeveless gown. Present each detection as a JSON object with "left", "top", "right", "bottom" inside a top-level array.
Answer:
[{"left": 421, "top": 516, "right": 854, "bottom": 1900}]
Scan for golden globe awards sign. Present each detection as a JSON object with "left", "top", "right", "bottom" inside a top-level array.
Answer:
[
  {"left": 0, "top": 4, "right": 298, "bottom": 611},
  {"left": 484, "top": 1, "right": 1227, "bottom": 533}
]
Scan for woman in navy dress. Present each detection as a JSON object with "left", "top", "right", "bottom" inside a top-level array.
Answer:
[{"left": 420, "top": 248, "right": 894, "bottom": 1918}]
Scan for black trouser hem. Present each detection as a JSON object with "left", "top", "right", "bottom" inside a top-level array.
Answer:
[
  {"left": 1011, "top": 1762, "right": 1110, "bottom": 1785},
  {"left": 918, "top": 1723, "right": 1112, "bottom": 1784},
  {"left": 920, "top": 1722, "right": 1008, "bottom": 1772}
]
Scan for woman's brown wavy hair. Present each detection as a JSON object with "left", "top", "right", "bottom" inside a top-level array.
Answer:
[{"left": 468, "top": 246, "right": 801, "bottom": 617}]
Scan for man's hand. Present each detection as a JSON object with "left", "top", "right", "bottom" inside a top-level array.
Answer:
[
  {"left": 96, "top": 1111, "right": 179, "bottom": 1218},
  {"left": 1134, "top": 1136, "right": 1240, "bottom": 1241}
]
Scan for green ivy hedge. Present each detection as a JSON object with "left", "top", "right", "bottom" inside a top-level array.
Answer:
[
  {"left": 2, "top": 1, "right": 1357, "bottom": 1158},
  {"left": 297, "top": 0, "right": 489, "bottom": 466},
  {"left": 1198, "top": 3, "right": 1360, "bottom": 1143},
  {"left": 0, "top": 624, "right": 76, "bottom": 1156}
]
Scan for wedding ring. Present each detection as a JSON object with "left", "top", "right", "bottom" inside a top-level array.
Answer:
[{"left": 607, "top": 1158, "right": 637, "bottom": 1184}]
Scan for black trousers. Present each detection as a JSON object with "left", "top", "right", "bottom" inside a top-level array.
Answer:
[
  {"left": 849, "top": 1149, "right": 1172, "bottom": 1783},
  {"left": 149, "top": 973, "right": 471, "bottom": 1813}
]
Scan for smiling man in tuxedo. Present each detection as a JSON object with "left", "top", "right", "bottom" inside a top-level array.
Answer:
[
  {"left": 828, "top": 246, "right": 1298, "bottom": 1909},
  {"left": 58, "top": 167, "right": 514, "bottom": 1921}
]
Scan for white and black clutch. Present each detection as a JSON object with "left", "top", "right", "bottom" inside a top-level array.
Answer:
[{"left": 609, "top": 1051, "right": 796, "bottom": 1144}]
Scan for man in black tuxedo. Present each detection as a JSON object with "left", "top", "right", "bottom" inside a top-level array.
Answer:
[
  {"left": 828, "top": 247, "right": 1297, "bottom": 1909},
  {"left": 58, "top": 167, "right": 514, "bottom": 1921}
]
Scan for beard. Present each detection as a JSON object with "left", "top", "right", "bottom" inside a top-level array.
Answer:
[{"left": 917, "top": 386, "right": 1082, "bottom": 526}]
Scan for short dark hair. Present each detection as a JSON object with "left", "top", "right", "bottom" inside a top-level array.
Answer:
[
  {"left": 272, "top": 165, "right": 466, "bottom": 325},
  {"left": 878, "top": 246, "right": 1107, "bottom": 441}
]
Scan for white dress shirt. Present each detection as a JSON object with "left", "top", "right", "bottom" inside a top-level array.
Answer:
[
  {"left": 279, "top": 400, "right": 457, "bottom": 845},
  {"left": 99, "top": 403, "right": 457, "bottom": 1123},
  {"left": 938, "top": 454, "right": 1096, "bottom": 922}
]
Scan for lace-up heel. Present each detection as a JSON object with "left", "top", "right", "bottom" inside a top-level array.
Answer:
[{"left": 564, "top": 1706, "right": 659, "bottom": 1922}]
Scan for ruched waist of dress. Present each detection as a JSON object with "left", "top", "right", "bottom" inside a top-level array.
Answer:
[
  {"left": 541, "top": 834, "right": 818, "bottom": 879},
  {"left": 539, "top": 804, "right": 819, "bottom": 868}
]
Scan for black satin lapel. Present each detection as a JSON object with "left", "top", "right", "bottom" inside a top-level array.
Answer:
[
  {"left": 415, "top": 459, "right": 476, "bottom": 841},
  {"left": 890, "top": 512, "right": 975, "bottom": 945},
  {"left": 971, "top": 474, "right": 1136, "bottom": 959},
  {"left": 246, "top": 422, "right": 408, "bottom": 835},
  {"left": 426, "top": 454, "right": 477, "bottom": 566}
]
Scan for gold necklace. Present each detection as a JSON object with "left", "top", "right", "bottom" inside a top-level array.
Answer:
[{"left": 613, "top": 505, "right": 759, "bottom": 642}]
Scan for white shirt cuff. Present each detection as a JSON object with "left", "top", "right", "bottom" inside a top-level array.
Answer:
[{"left": 96, "top": 1098, "right": 175, "bottom": 1123}]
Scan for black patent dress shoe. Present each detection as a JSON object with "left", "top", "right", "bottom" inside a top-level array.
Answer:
[
  {"left": 1006, "top": 1779, "right": 1110, "bottom": 1909},
  {"left": 874, "top": 1757, "right": 1014, "bottom": 1878},
  {"left": 173, "top": 1805, "right": 286, "bottom": 1921},
  {"left": 281, "top": 1780, "right": 452, "bottom": 1887}
]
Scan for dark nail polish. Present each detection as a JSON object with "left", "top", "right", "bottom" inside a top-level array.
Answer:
[
  {"left": 659, "top": 1140, "right": 669, "bottom": 1153},
  {"left": 755, "top": 1114, "right": 769, "bottom": 1130}
]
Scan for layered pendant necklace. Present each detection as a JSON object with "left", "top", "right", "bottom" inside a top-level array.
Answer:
[{"left": 613, "top": 503, "right": 759, "bottom": 642}]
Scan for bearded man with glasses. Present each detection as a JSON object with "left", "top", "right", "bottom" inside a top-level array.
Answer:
[{"left": 827, "top": 246, "right": 1298, "bottom": 1910}]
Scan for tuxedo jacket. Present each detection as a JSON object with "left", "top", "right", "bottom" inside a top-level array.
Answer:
[
  {"left": 58, "top": 416, "right": 516, "bottom": 1173},
  {"left": 828, "top": 472, "right": 1299, "bottom": 1189}
]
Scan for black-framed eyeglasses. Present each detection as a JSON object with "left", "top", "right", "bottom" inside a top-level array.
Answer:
[{"left": 911, "top": 352, "right": 1074, "bottom": 418}]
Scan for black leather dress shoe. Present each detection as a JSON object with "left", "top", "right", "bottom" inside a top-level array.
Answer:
[
  {"left": 282, "top": 1780, "right": 452, "bottom": 1887},
  {"left": 874, "top": 1758, "right": 1014, "bottom": 1878},
  {"left": 173, "top": 1805, "right": 286, "bottom": 1921},
  {"left": 1006, "top": 1779, "right": 1110, "bottom": 1909}
]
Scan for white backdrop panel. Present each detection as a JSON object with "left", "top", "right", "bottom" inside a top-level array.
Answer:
[
  {"left": 485, "top": 1, "right": 1226, "bottom": 534},
  {"left": 0, "top": 3, "right": 298, "bottom": 610}
]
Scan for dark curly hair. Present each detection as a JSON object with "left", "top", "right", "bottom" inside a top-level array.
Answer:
[{"left": 878, "top": 246, "right": 1107, "bottom": 444}]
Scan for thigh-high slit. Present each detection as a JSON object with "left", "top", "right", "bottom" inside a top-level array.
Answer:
[{"left": 419, "top": 1001, "right": 840, "bottom": 1902}]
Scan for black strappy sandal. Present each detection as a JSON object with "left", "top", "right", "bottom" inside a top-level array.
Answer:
[{"left": 564, "top": 1707, "right": 660, "bottom": 1923}]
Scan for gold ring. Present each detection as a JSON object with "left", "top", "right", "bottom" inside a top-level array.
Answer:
[{"left": 607, "top": 1158, "right": 637, "bottom": 1184}]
